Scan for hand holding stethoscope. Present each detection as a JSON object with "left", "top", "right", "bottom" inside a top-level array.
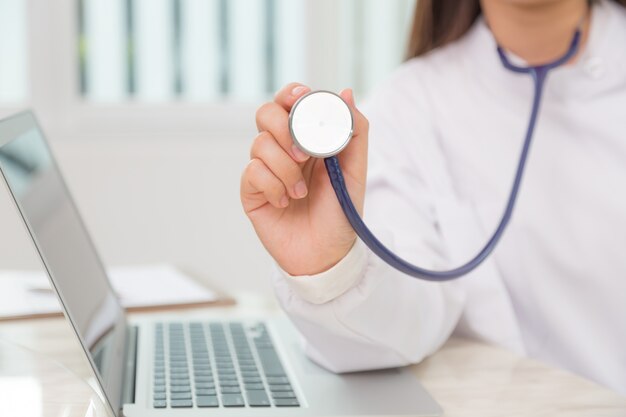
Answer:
[
  {"left": 242, "top": 85, "right": 370, "bottom": 277},
  {"left": 243, "top": 26, "right": 580, "bottom": 281}
]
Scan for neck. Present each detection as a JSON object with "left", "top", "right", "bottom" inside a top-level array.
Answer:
[{"left": 480, "top": 0, "right": 591, "bottom": 65}]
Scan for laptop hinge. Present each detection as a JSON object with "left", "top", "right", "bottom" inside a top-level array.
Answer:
[{"left": 121, "top": 325, "right": 139, "bottom": 406}]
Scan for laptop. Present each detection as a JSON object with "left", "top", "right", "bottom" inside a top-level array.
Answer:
[{"left": 0, "top": 111, "right": 442, "bottom": 417}]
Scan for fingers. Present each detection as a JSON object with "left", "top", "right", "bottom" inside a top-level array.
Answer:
[
  {"left": 273, "top": 82, "right": 310, "bottom": 112},
  {"left": 253, "top": 83, "right": 368, "bottom": 188},
  {"left": 250, "top": 131, "right": 308, "bottom": 199},
  {"left": 256, "top": 83, "right": 312, "bottom": 163},
  {"left": 339, "top": 88, "right": 369, "bottom": 139},
  {"left": 242, "top": 158, "right": 289, "bottom": 209},
  {"left": 256, "top": 101, "right": 310, "bottom": 163}
]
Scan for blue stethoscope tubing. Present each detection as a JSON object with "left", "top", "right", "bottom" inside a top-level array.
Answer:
[{"left": 324, "top": 29, "right": 582, "bottom": 282}]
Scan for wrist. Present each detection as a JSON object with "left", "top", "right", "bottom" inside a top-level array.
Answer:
[
  {"left": 281, "top": 237, "right": 357, "bottom": 277},
  {"left": 279, "top": 239, "right": 368, "bottom": 304}
]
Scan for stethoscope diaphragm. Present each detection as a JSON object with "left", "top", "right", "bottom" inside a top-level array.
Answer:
[{"left": 289, "top": 90, "right": 354, "bottom": 158}]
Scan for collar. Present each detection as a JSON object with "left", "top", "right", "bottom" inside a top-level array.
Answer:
[{"left": 461, "top": 0, "right": 626, "bottom": 102}]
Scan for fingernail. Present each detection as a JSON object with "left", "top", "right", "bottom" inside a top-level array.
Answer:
[
  {"left": 294, "top": 180, "right": 308, "bottom": 198},
  {"left": 279, "top": 195, "right": 289, "bottom": 208},
  {"left": 291, "top": 85, "right": 309, "bottom": 97},
  {"left": 291, "top": 144, "right": 310, "bottom": 162}
]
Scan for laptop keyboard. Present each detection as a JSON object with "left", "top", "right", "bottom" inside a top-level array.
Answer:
[{"left": 152, "top": 321, "right": 300, "bottom": 409}]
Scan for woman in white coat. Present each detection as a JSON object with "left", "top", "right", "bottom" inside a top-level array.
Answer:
[{"left": 240, "top": 0, "right": 626, "bottom": 395}]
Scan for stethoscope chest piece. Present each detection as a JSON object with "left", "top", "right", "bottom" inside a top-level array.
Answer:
[{"left": 289, "top": 90, "right": 354, "bottom": 158}]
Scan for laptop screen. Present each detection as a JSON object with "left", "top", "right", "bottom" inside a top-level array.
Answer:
[{"left": 0, "top": 112, "right": 127, "bottom": 414}]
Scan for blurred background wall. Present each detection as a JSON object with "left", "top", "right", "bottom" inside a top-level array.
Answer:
[{"left": 0, "top": 0, "right": 415, "bottom": 296}]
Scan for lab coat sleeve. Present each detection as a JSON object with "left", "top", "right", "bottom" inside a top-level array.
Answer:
[
  {"left": 271, "top": 64, "right": 467, "bottom": 373},
  {"left": 278, "top": 239, "right": 369, "bottom": 305}
]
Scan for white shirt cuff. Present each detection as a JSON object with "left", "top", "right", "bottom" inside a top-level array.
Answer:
[{"left": 279, "top": 239, "right": 368, "bottom": 305}]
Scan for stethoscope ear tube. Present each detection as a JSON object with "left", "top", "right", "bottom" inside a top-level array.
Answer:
[{"left": 324, "top": 29, "right": 581, "bottom": 281}]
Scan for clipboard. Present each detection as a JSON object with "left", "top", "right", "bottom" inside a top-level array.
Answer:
[{"left": 0, "top": 264, "right": 236, "bottom": 322}]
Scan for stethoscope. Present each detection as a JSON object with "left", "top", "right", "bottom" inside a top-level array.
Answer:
[{"left": 288, "top": 27, "right": 582, "bottom": 282}]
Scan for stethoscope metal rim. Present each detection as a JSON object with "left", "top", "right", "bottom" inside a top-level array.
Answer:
[{"left": 288, "top": 90, "right": 354, "bottom": 158}]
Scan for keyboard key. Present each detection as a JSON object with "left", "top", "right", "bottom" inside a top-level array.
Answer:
[
  {"left": 195, "top": 388, "right": 216, "bottom": 396},
  {"left": 219, "top": 380, "right": 240, "bottom": 387},
  {"left": 245, "top": 383, "right": 265, "bottom": 390},
  {"left": 246, "top": 390, "right": 271, "bottom": 407},
  {"left": 153, "top": 393, "right": 166, "bottom": 400},
  {"left": 275, "top": 398, "right": 300, "bottom": 407},
  {"left": 170, "top": 392, "right": 191, "bottom": 400},
  {"left": 153, "top": 385, "right": 166, "bottom": 393},
  {"left": 257, "top": 352, "right": 285, "bottom": 376},
  {"left": 153, "top": 400, "right": 166, "bottom": 408},
  {"left": 221, "top": 394, "right": 245, "bottom": 407},
  {"left": 243, "top": 377, "right": 262, "bottom": 384},
  {"left": 170, "top": 399, "right": 193, "bottom": 408},
  {"left": 195, "top": 382, "right": 215, "bottom": 389},
  {"left": 272, "top": 391, "right": 296, "bottom": 399},
  {"left": 221, "top": 387, "right": 242, "bottom": 394},
  {"left": 269, "top": 384, "right": 292, "bottom": 392},
  {"left": 264, "top": 369, "right": 286, "bottom": 377},
  {"left": 194, "top": 377, "right": 214, "bottom": 384},
  {"left": 170, "top": 386, "right": 190, "bottom": 393},
  {"left": 215, "top": 354, "right": 231, "bottom": 360},
  {"left": 170, "top": 379, "right": 190, "bottom": 386},
  {"left": 218, "top": 369, "right": 236, "bottom": 375},
  {"left": 170, "top": 369, "right": 189, "bottom": 374},
  {"left": 266, "top": 376, "right": 290, "bottom": 384},
  {"left": 196, "top": 396, "right": 219, "bottom": 407}
]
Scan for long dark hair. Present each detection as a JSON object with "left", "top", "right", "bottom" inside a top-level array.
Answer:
[{"left": 406, "top": 0, "right": 626, "bottom": 59}]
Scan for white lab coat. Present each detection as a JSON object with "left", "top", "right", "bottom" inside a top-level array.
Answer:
[{"left": 272, "top": 0, "right": 626, "bottom": 395}]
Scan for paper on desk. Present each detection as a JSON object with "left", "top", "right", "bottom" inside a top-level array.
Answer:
[{"left": 0, "top": 264, "right": 219, "bottom": 319}]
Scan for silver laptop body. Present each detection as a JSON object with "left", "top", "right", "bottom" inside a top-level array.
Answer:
[{"left": 0, "top": 111, "right": 442, "bottom": 417}]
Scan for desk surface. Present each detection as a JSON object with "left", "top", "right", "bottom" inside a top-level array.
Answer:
[{"left": 0, "top": 298, "right": 624, "bottom": 417}]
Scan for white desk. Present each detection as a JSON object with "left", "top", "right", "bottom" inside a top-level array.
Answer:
[{"left": 0, "top": 297, "right": 624, "bottom": 417}]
